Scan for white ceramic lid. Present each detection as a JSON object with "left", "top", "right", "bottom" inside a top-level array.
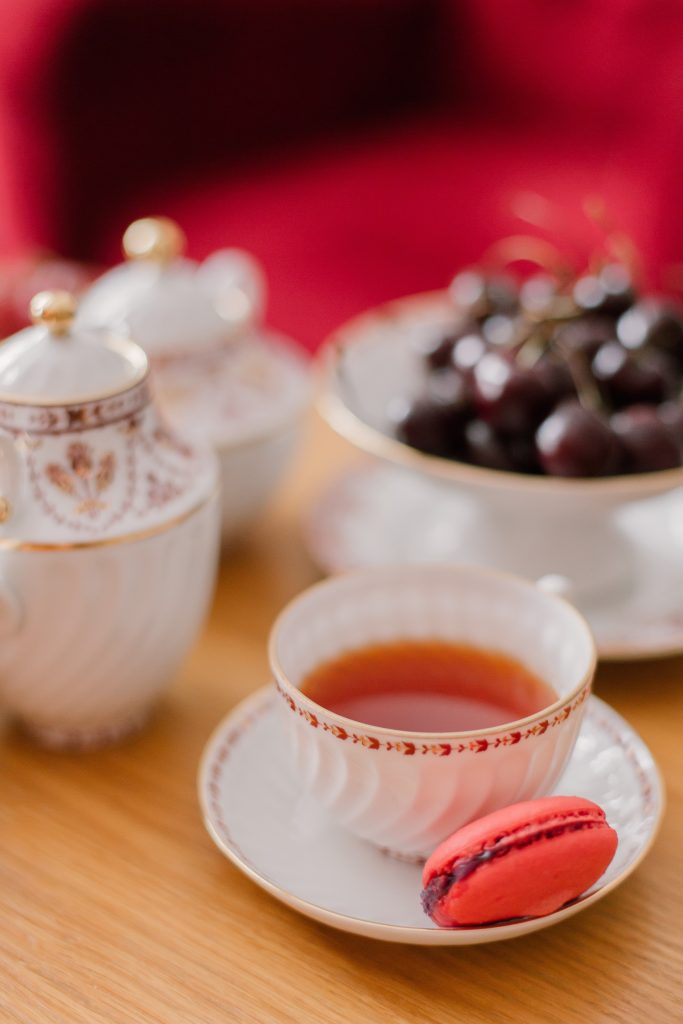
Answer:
[
  {"left": 78, "top": 216, "right": 266, "bottom": 357},
  {"left": 0, "top": 291, "right": 148, "bottom": 405}
]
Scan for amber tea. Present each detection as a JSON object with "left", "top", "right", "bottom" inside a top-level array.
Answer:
[{"left": 300, "top": 640, "right": 556, "bottom": 732}]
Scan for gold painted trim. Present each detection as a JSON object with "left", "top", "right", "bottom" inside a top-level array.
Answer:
[
  {"left": 0, "top": 487, "right": 217, "bottom": 552},
  {"left": 198, "top": 687, "right": 665, "bottom": 944},
  {"left": 268, "top": 563, "right": 597, "bottom": 742},
  {"left": 317, "top": 291, "right": 683, "bottom": 499},
  {"left": 0, "top": 336, "right": 149, "bottom": 408}
]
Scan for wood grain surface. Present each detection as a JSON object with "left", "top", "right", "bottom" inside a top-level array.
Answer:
[{"left": 1, "top": 417, "right": 681, "bottom": 1024}]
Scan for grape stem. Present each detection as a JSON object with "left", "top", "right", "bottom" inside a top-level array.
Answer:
[{"left": 552, "top": 336, "right": 604, "bottom": 413}]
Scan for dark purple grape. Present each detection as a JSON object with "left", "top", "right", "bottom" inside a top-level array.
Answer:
[
  {"left": 422, "top": 317, "right": 484, "bottom": 370},
  {"left": 552, "top": 316, "right": 615, "bottom": 360},
  {"left": 481, "top": 314, "right": 520, "bottom": 348},
  {"left": 394, "top": 370, "right": 472, "bottom": 457},
  {"left": 592, "top": 342, "right": 669, "bottom": 408},
  {"left": 485, "top": 276, "right": 519, "bottom": 316},
  {"left": 473, "top": 352, "right": 553, "bottom": 434},
  {"left": 504, "top": 433, "right": 542, "bottom": 474},
  {"left": 611, "top": 405, "right": 681, "bottom": 472},
  {"left": 534, "top": 354, "right": 577, "bottom": 405},
  {"left": 573, "top": 264, "right": 634, "bottom": 317},
  {"left": 451, "top": 332, "right": 488, "bottom": 378},
  {"left": 464, "top": 419, "right": 513, "bottom": 471},
  {"left": 535, "top": 401, "right": 623, "bottom": 477},
  {"left": 423, "top": 332, "right": 458, "bottom": 371},
  {"left": 520, "top": 274, "right": 558, "bottom": 318},
  {"left": 658, "top": 401, "right": 683, "bottom": 452},
  {"left": 395, "top": 400, "right": 457, "bottom": 457},
  {"left": 599, "top": 263, "right": 637, "bottom": 314},
  {"left": 449, "top": 270, "right": 518, "bottom": 321},
  {"left": 617, "top": 300, "right": 683, "bottom": 366},
  {"left": 644, "top": 347, "right": 682, "bottom": 391}
]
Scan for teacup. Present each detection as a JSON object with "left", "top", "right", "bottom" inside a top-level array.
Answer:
[{"left": 269, "top": 564, "right": 596, "bottom": 859}]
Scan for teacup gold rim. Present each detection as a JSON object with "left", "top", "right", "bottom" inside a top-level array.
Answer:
[
  {"left": 268, "top": 563, "right": 597, "bottom": 741},
  {"left": 317, "top": 290, "right": 683, "bottom": 497},
  {"left": 198, "top": 688, "right": 665, "bottom": 941}
]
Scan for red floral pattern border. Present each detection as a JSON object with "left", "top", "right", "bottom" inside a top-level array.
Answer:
[{"left": 274, "top": 681, "right": 591, "bottom": 755}]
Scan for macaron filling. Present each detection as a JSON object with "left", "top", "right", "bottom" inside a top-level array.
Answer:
[{"left": 421, "top": 811, "right": 606, "bottom": 922}]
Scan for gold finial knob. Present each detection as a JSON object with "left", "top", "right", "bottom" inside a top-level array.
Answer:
[
  {"left": 122, "top": 216, "right": 186, "bottom": 264},
  {"left": 30, "top": 290, "right": 77, "bottom": 337},
  {"left": 0, "top": 496, "right": 10, "bottom": 524}
]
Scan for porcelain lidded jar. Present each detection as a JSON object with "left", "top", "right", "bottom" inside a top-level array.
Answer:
[
  {"left": 0, "top": 291, "right": 220, "bottom": 749},
  {"left": 78, "top": 217, "right": 311, "bottom": 542}
]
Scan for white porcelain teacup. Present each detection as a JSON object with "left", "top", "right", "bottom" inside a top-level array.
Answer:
[{"left": 269, "top": 564, "right": 596, "bottom": 859}]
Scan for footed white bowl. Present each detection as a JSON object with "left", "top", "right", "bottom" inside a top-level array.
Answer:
[{"left": 320, "top": 292, "right": 683, "bottom": 603}]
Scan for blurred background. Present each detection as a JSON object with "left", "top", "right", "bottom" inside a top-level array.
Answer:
[{"left": 1, "top": 0, "right": 683, "bottom": 350}]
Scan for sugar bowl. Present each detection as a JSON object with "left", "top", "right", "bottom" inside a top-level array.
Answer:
[
  {"left": 78, "top": 217, "right": 311, "bottom": 542},
  {"left": 0, "top": 291, "right": 220, "bottom": 748}
]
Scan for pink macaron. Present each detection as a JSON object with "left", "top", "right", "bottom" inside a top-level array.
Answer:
[{"left": 421, "top": 795, "right": 618, "bottom": 927}]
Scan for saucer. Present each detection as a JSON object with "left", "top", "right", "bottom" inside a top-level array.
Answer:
[
  {"left": 304, "top": 462, "right": 683, "bottom": 660},
  {"left": 199, "top": 687, "right": 663, "bottom": 945}
]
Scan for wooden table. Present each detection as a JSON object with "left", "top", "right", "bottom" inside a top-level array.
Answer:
[{"left": 1, "top": 417, "right": 681, "bottom": 1024}]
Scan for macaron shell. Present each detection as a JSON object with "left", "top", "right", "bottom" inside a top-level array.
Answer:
[
  {"left": 423, "top": 796, "right": 606, "bottom": 887},
  {"left": 431, "top": 819, "right": 618, "bottom": 927}
]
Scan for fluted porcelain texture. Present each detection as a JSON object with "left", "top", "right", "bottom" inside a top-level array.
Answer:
[
  {"left": 0, "top": 495, "right": 219, "bottom": 747},
  {"left": 271, "top": 565, "right": 595, "bottom": 858}
]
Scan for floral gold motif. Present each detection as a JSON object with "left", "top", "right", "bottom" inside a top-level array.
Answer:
[{"left": 46, "top": 443, "right": 116, "bottom": 516}]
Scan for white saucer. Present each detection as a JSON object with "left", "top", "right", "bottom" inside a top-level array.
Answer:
[
  {"left": 304, "top": 463, "right": 683, "bottom": 661},
  {"left": 199, "top": 687, "right": 663, "bottom": 945}
]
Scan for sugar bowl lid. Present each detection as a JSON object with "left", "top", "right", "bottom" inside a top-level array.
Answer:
[
  {"left": 0, "top": 290, "right": 148, "bottom": 405},
  {"left": 78, "top": 216, "right": 266, "bottom": 357}
]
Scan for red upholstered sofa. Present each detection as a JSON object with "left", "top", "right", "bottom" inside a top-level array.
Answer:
[{"left": 2, "top": 0, "right": 683, "bottom": 350}]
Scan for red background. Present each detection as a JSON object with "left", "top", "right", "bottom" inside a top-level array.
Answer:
[{"left": 1, "top": 0, "right": 683, "bottom": 350}]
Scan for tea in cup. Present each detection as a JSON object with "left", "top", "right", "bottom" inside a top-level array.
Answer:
[{"left": 269, "top": 564, "right": 596, "bottom": 859}]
